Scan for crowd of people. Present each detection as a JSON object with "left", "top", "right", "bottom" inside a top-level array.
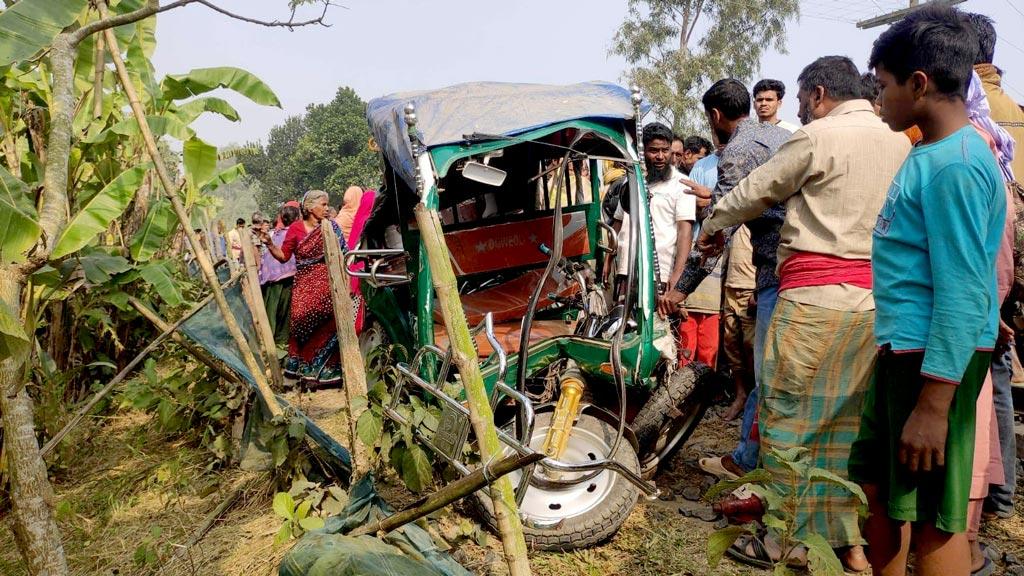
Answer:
[
  {"left": 601, "top": 5, "right": 1024, "bottom": 575},
  {"left": 210, "top": 186, "right": 376, "bottom": 387},
  {"left": 194, "top": 6, "right": 1024, "bottom": 574}
]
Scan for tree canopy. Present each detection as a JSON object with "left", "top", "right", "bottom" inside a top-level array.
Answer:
[
  {"left": 611, "top": 0, "right": 799, "bottom": 135},
  {"left": 242, "top": 87, "right": 380, "bottom": 212}
]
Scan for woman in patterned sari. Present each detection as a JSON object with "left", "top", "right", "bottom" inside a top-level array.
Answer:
[{"left": 260, "top": 190, "right": 349, "bottom": 385}]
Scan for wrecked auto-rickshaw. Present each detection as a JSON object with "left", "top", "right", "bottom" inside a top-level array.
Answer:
[{"left": 353, "top": 82, "right": 715, "bottom": 550}]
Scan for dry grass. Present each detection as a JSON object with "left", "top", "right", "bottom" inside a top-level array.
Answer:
[{"left": 5, "top": 393, "right": 1024, "bottom": 576}]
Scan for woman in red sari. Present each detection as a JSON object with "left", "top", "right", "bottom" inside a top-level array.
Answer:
[{"left": 260, "top": 190, "right": 349, "bottom": 385}]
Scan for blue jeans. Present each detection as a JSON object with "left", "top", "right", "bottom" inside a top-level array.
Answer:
[
  {"left": 730, "top": 283, "right": 779, "bottom": 472},
  {"left": 986, "top": 347, "right": 1016, "bottom": 515}
]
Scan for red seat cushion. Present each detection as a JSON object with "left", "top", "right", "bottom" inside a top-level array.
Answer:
[{"left": 434, "top": 269, "right": 578, "bottom": 326}]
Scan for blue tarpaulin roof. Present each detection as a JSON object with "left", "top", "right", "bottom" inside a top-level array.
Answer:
[{"left": 366, "top": 81, "right": 637, "bottom": 190}]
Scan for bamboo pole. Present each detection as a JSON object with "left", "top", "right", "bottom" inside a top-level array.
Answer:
[
  {"left": 350, "top": 451, "right": 544, "bottom": 538},
  {"left": 414, "top": 204, "right": 532, "bottom": 576},
  {"left": 127, "top": 297, "right": 238, "bottom": 384},
  {"left": 40, "top": 289, "right": 221, "bottom": 457},
  {"left": 321, "top": 222, "right": 370, "bottom": 477},
  {"left": 238, "top": 229, "right": 284, "bottom": 389},
  {"left": 98, "top": 5, "right": 281, "bottom": 418}
]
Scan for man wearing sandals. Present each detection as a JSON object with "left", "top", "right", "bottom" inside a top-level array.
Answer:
[{"left": 691, "top": 56, "right": 911, "bottom": 572}]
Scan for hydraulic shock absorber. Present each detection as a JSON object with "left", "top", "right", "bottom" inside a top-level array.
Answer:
[{"left": 541, "top": 361, "right": 586, "bottom": 460}]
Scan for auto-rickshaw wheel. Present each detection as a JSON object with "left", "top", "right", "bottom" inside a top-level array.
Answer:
[
  {"left": 632, "top": 362, "right": 714, "bottom": 478},
  {"left": 473, "top": 411, "right": 641, "bottom": 551}
]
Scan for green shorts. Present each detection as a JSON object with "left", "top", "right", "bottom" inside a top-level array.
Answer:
[{"left": 848, "top": 347, "right": 990, "bottom": 534}]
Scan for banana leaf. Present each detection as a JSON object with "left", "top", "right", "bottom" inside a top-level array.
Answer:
[
  {"left": 138, "top": 261, "right": 184, "bottom": 307},
  {"left": 0, "top": 0, "right": 90, "bottom": 66},
  {"left": 183, "top": 137, "right": 217, "bottom": 190},
  {"left": 172, "top": 96, "right": 240, "bottom": 124},
  {"left": 130, "top": 198, "right": 177, "bottom": 262},
  {"left": 0, "top": 164, "right": 40, "bottom": 264},
  {"left": 161, "top": 67, "right": 281, "bottom": 107},
  {"left": 51, "top": 164, "right": 148, "bottom": 259}
]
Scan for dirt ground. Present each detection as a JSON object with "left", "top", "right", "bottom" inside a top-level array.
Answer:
[{"left": 3, "top": 392, "right": 1024, "bottom": 576}]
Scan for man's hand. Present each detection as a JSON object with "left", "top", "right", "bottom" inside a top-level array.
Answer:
[
  {"left": 898, "top": 380, "right": 956, "bottom": 473},
  {"left": 681, "top": 178, "right": 712, "bottom": 209},
  {"left": 696, "top": 228, "right": 726, "bottom": 256},
  {"left": 658, "top": 289, "right": 687, "bottom": 319}
]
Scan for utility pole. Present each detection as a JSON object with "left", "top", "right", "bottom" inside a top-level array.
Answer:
[{"left": 856, "top": 0, "right": 965, "bottom": 29}]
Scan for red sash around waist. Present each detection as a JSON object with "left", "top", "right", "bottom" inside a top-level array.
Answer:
[{"left": 778, "top": 251, "right": 872, "bottom": 292}]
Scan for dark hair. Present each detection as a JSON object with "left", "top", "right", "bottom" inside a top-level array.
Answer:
[
  {"left": 642, "top": 122, "right": 674, "bottom": 146},
  {"left": 672, "top": 135, "right": 684, "bottom": 144},
  {"left": 859, "top": 72, "right": 880, "bottom": 102},
  {"left": 868, "top": 5, "right": 978, "bottom": 100},
  {"left": 797, "top": 56, "right": 863, "bottom": 101},
  {"left": 702, "top": 79, "right": 751, "bottom": 120},
  {"left": 235, "top": 217, "right": 246, "bottom": 226},
  {"left": 967, "top": 12, "right": 996, "bottom": 64},
  {"left": 683, "top": 135, "right": 712, "bottom": 154},
  {"left": 280, "top": 206, "right": 301, "bottom": 227},
  {"left": 753, "top": 79, "right": 786, "bottom": 99}
]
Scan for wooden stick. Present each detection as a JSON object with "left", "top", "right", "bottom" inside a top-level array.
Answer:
[
  {"left": 127, "top": 296, "right": 238, "bottom": 384},
  {"left": 40, "top": 289, "right": 219, "bottom": 457},
  {"left": 350, "top": 451, "right": 544, "bottom": 538},
  {"left": 414, "top": 204, "right": 531, "bottom": 576},
  {"left": 159, "top": 480, "right": 249, "bottom": 572},
  {"left": 92, "top": 32, "right": 104, "bottom": 119},
  {"left": 321, "top": 222, "right": 370, "bottom": 477},
  {"left": 238, "top": 229, "right": 284, "bottom": 389},
  {"left": 99, "top": 5, "right": 282, "bottom": 418}
]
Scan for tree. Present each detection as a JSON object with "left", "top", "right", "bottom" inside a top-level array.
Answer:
[
  {"left": 0, "top": 2, "right": 333, "bottom": 574},
  {"left": 243, "top": 87, "right": 380, "bottom": 211},
  {"left": 611, "top": 0, "right": 800, "bottom": 135}
]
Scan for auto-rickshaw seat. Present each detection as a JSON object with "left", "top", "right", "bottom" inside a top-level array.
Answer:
[
  {"left": 443, "top": 210, "right": 590, "bottom": 277},
  {"left": 433, "top": 318, "right": 575, "bottom": 358},
  {"left": 433, "top": 269, "right": 579, "bottom": 326},
  {"left": 433, "top": 209, "right": 590, "bottom": 326}
]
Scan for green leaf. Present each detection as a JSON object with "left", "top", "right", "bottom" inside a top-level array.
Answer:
[
  {"left": 295, "top": 499, "right": 312, "bottom": 521},
  {"left": 0, "top": 299, "right": 29, "bottom": 362},
  {"left": 356, "top": 409, "right": 382, "bottom": 448},
  {"left": 350, "top": 394, "right": 368, "bottom": 412},
  {"left": 85, "top": 114, "right": 195, "bottom": 143},
  {"left": 130, "top": 199, "right": 178, "bottom": 262},
  {"left": 707, "top": 526, "right": 750, "bottom": 569},
  {"left": 703, "top": 468, "right": 772, "bottom": 502},
  {"left": 161, "top": 67, "right": 281, "bottom": 107},
  {"left": 802, "top": 533, "right": 845, "bottom": 576},
  {"left": 298, "top": 516, "right": 324, "bottom": 532},
  {"left": 273, "top": 523, "right": 292, "bottom": 545},
  {"left": 0, "top": 0, "right": 90, "bottom": 66},
  {"left": 287, "top": 418, "right": 306, "bottom": 440},
  {"left": 272, "top": 492, "right": 295, "bottom": 520},
  {"left": 183, "top": 137, "right": 217, "bottom": 190},
  {"left": 204, "top": 164, "right": 245, "bottom": 193},
  {"left": 0, "top": 164, "right": 40, "bottom": 264},
  {"left": 173, "top": 96, "right": 241, "bottom": 124},
  {"left": 807, "top": 467, "right": 869, "bottom": 516},
  {"left": 401, "top": 444, "right": 433, "bottom": 493},
  {"left": 138, "top": 261, "right": 183, "bottom": 307},
  {"left": 52, "top": 165, "right": 148, "bottom": 259},
  {"left": 77, "top": 248, "right": 132, "bottom": 284}
]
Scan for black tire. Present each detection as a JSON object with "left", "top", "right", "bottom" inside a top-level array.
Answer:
[
  {"left": 474, "top": 411, "right": 641, "bottom": 551},
  {"left": 631, "top": 363, "right": 713, "bottom": 475}
]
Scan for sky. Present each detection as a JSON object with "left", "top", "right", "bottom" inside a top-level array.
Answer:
[{"left": 151, "top": 0, "right": 1024, "bottom": 147}]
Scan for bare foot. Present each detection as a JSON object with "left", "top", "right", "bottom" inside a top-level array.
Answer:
[
  {"left": 722, "top": 391, "right": 747, "bottom": 421},
  {"left": 841, "top": 545, "right": 869, "bottom": 573}
]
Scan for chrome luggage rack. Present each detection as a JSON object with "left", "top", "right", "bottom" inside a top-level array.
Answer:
[{"left": 381, "top": 313, "right": 659, "bottom": 508}]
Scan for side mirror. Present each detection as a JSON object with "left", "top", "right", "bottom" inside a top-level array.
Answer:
[{"left": 462, "top": 161, "right": 507, "bottom": 187}]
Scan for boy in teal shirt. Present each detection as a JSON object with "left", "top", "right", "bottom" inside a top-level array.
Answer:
[{"left": 848, "top": 6, "right": 1006, "bottom": 576}]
